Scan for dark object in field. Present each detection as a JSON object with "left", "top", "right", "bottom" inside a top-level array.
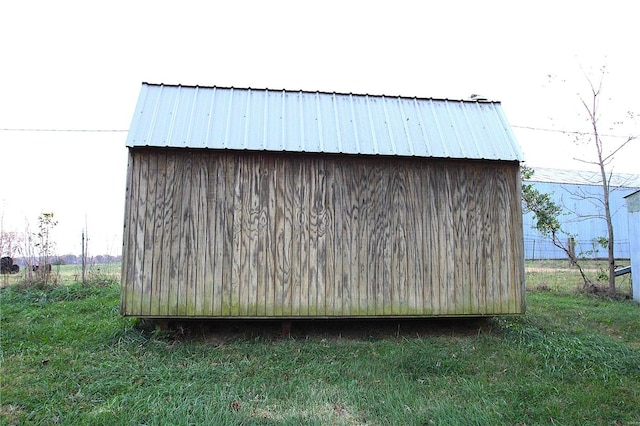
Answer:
[
  {"left": 32, "top": 264, "right": 52, "bottom": 272},
  {"left": 614, "top": 265, "right": 631, "bottom": 276},
  {"left": 1, "top": 256, "right": 19, "bottom": 274}
]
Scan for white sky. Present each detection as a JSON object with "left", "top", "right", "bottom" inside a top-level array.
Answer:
[{"left": 1, "top": 0, "right": 638, "bottom": 256}]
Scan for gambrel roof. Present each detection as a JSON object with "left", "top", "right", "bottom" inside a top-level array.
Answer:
[{"left": 126, "top": 83, "right": 523, "bottom": 161}]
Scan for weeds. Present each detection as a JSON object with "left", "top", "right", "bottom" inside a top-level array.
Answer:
[
  {"left": 1, "top": 280, "right": 114, "bottom": 305},
  {"left": 82, "top": 268, "right": 118, "bottom": 287},
  {"left": 1, "top": 266, "right": 639, "bottom": 425}
]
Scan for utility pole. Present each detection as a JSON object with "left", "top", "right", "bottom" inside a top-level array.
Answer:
[{"left": 82, "top": 230, "right": 86, "bottom": 285}]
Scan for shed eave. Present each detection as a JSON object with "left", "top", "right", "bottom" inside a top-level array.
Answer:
[{"left": 125, "top": 144, "right": 523, "bottom": 162}]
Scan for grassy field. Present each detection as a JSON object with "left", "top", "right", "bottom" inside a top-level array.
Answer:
[
  {"left": 1, "top": 263, "right": 639, "bottom": 425},
  {"left": 0, "top": 263, "right": 121, "bottom": 288}
]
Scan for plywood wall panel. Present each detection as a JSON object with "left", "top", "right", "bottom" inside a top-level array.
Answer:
[{"left": 121, "top": 149, "right": 525, "bottom": 318}]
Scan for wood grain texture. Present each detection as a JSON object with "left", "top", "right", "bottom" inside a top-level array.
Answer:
[
  {"left": 121, "top": 148, "right": 525, "bottom": 318},
  {"left": 120, "top": 151, "right": 136, "bottom": 315},
  {"left": 134, "top": 152, "right": 148, "bottom": 315},
  {"left": 212, "top": 155, "right": 226, "bottom": 315}
]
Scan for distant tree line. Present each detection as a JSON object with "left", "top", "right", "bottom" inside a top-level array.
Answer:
[{"left": 10, "top": 254, "right": 122, "bottom": 266}]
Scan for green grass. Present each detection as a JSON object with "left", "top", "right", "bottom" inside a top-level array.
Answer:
[
  {"left": 1, "top": 267, "right": 639, "bottom": 425},
  {"left": 0, "top": 262, "right": 121, "bottom": 288},
  {"left": 525, "top": 259, "right": 633, "bottom": 294}
]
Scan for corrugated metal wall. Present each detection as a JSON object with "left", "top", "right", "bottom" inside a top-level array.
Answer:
[
  {"left": 121, "top": 148, "right": 525, "bottom": 318},
  {"left": 522, "top": 181, "right": 637, "bottom": 259},
  {"left": 625, "top": 191, "right": 640, "bottom": 302}
]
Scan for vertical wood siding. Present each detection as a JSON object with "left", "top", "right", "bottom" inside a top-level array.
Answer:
[{"left": 121, "top": 148, "right": 525, "bottom": 317}]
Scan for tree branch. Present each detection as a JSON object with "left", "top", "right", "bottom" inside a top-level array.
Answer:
[{"left": 602, "top": 135, "right": 637, "bottom": 162}]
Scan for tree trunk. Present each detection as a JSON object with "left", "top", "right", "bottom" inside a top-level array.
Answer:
[
  {"left": 552, "top": 232, "right": 592, "bottom": 288},
  {"left": 586, "top": 76, "right": 617, "bottom": 293},
  {"left": 599, "top": 165, "right": 615, "bottom": 292}
]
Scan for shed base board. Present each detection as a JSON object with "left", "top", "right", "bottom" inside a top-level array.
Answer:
[{"left": 123, "top": 312, "right": 524, "bottom": 320}]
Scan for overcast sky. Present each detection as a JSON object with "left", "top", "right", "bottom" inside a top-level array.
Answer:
[{"left": 1, "top": 0, "right": 638, "bottom": 256}]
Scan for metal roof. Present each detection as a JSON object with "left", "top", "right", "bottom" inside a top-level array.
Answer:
[
  {"left": 527, "top": 167, "right": 640, "bottom": 188},
  {"left": 126, "top": 83, "right": 523, "bottom": 161}
]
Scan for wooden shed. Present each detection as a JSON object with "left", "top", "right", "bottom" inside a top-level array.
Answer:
[{"left": 121, "top": 83, "right": 525, "bottom": 319}]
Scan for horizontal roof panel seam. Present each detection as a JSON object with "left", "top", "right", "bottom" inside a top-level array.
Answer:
[
  {"left": 527, "top": 180, "right": 640, "bottom": 188},
  {"left": 142, "top": 82, "right": 501, "bottom": 104}
]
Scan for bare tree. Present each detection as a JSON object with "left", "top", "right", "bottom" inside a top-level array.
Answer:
[
  {"left": 574, "top": 66, "right": 637, "bottom": 292},
  {"left": 0, "top": 226, "right": 23, "bottom": 262}
]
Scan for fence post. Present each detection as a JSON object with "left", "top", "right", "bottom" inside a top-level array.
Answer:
[
  {"left": 531, "top": 239, "right": 536, "bottom": 260},
  {"left": 82, "top": 231, "right": 86, "bottom": 285},
  {"left": 568, "top": 237, "right": 576, "bottom": 266}
]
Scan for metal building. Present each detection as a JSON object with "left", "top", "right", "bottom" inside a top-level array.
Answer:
[
  {"left": 523, "top": 168, "right": 640, "bottom": 260},
  {"left": 625, "top": 190, "right": 640, "bottom": 302},
  {"left": 121, "top": 83, "right": 525, "bottom": 319}
]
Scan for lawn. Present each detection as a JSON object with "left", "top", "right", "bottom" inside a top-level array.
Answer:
[{"left": 1, "top": 264, "right": 639, "bottom": 425}]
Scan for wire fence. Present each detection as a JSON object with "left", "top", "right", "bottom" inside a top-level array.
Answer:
[{"left": 523, "top": 237, "right": 631, "bottom": 261}]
